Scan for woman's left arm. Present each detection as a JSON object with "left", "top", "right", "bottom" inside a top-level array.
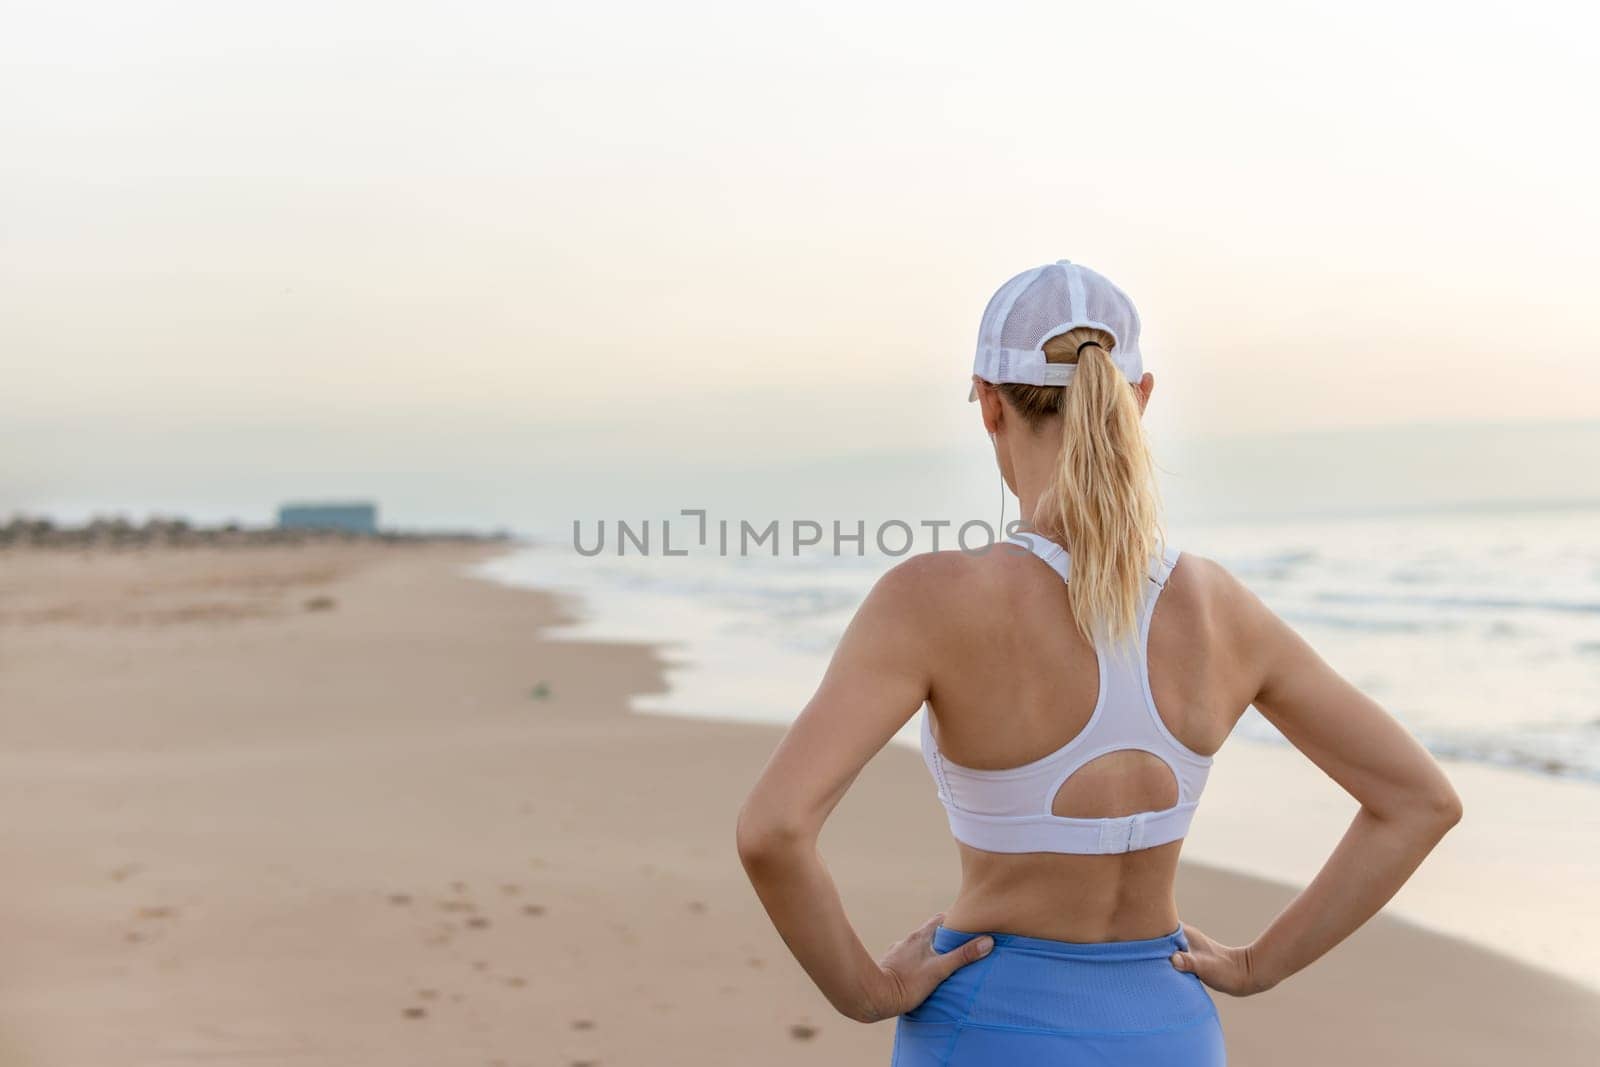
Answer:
[{"left": 735, "top": 559, "right": 993, "bottom": 1023}]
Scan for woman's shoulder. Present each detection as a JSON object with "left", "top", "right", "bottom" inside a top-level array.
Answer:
[
  {"left": 1166, "top": 549, "right": 1266, "bottom": 608},
  {"left": 865, "top": 548, "right": 993, "bottom": 602},
  {"left": 1163, "top": 549, "right": 1288, "bottom": 654},
  {"left": 862, "top": 544, "right": 1057, "bottom": 623},
  {"left": 872, "top": 540, "right": 1061, "bottom": 587}
]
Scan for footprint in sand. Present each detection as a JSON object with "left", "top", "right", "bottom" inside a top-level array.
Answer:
[
  {"left": 451, "top": 881, "right": 468, "bottom": 893},
  {"left": 746, "top": 957, "right": 765, "bottom": 969},
  {"left": 135, "top": 906, "right": 175, "bottom": 920},
  {"left": 500, "top": 883, "right": 520, "bottom": 895},
  {"left": 686, "top": 900, "right": 708, "bottom": 914},
  {"left": 570, "top": 1060, "right": 597, "bottom": 1067},
  {"left": 571, "top": 1019, "right": 595, "bottom": 1031},
  {"left": 789, "top": 1024, "right": 818, "bottom": 1041},
  {"left": 472, "top": 961, "right": 489, "bottom": 972},
  {"left": 465, "top": 916, "right": 490, "bottom": 929},
  {"left": 402, "top": 1007, "right": 427, "bottom": 1020},
  {"left": 439, "top": 899, "right": 476, "bottom": 914},
  {"left": 109, "top": 863, "right": 143, "bottom": 882},
  {"left": 388, "top": 893, "right": 413, "bottom": 907},
  {"left": 522, "top": 904, "right": 546, "bottom": 917},
  {"left": 505, "top": 976, "right": 526, "bottom": 988},
  {"left": 417, "top": 989, "right": 439, "bottom": 1002}
]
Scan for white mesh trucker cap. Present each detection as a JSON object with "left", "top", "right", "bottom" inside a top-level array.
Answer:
[{"left": 968, "top": 259, "right": 1144, "bottom": 401}]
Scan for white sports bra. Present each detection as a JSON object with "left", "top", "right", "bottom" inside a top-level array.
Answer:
[{"left": 919, "top": 532, "right": 1213, "bottom": 855}]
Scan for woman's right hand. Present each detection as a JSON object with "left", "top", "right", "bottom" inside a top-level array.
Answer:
[
  {"left": 1169, "top": 922, "right": 1274, "bottom": 996},
  {"left": 864, "top": 914, "right": 994, "bottom": 1019}
]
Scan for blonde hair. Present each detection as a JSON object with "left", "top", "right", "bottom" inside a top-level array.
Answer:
[{"left": 998, "top": 326, "right": 1164, "bottom": 647}]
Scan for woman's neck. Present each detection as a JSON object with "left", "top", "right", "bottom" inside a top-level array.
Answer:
[{"left": 1004, "top": 425, "right": 1063, "bottom": 538}]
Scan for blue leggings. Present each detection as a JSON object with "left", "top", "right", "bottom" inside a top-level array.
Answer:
[{"left": 892, "top": 926, "right": 1225, "bottom": 1066}]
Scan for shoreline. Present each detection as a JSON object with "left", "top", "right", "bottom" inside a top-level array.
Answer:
[
  {"left": 2, "top": 542, "right": 1596, "bottom": 1064},
  {"left": 476, "top": 546, "right": 1600, "bottom": 995}
]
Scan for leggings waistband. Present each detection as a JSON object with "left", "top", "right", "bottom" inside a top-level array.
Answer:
[{"left": 934, "top": 924, "right": 1189, "bottom": 961}]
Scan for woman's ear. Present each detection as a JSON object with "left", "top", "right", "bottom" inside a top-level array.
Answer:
[
  {"left": 974, "top": 379, "right": 1004, "bottom": 435},
  {"left": 1135, "top": 372, "right": 1155, "bottom": 414}
]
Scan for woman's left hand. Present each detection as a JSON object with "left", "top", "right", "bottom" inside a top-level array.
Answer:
[
  {"left": 1169, "top": 921, "right": 1272, "bottom": 996},
  {"left": 863, "top": 913, "right": 994, "bottom": 1020}
]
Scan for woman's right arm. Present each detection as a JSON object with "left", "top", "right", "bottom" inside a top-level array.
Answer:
[{"left": 1170, "top": 568, "right": 1464, "bottom": 995}]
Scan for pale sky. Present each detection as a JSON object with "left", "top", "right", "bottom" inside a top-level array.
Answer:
[{"left": 4, "top": 1, "right": 1599, "bottom": 526}]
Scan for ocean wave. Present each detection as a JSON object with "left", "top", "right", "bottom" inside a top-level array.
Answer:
[
  {"left": 1314, "top": 590, "right": 1600, "bottom": 616},
  {"left": 1277, "top": 610, "right": 1456, "bottom": 635}
]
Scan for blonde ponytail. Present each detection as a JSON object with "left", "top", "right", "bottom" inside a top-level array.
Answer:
[{"left": 999, "top": 326, "right": 1163, "bottom": 647}]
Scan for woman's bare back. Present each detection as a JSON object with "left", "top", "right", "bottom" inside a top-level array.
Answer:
[{"left": 919, "top": 541, "right": 1256, "bottom": 942}]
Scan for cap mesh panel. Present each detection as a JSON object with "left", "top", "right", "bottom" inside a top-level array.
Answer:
[{"left": 1000, "top": 270, "right": 1078, "bottom": 350}]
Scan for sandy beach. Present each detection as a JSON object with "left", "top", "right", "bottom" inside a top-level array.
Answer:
[{"left": 2, "top": 542, "right": 1598, "bottom": 1066}]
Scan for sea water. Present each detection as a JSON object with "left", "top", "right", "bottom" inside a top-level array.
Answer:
[{"left": 476, "top": 503, "right": 1600, "bottom": 785}]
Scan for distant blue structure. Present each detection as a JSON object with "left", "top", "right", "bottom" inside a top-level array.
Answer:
[{"left": 277, "top": 501, "right": 379, "bottom": 534}]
